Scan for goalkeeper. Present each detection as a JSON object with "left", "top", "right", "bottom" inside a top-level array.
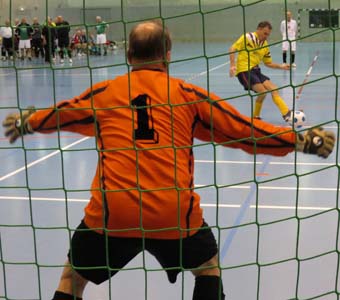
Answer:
[
  {"left": 3, "top": 20, "right": 335, "bottom": 300},
  {"left": 229, "top": 21, "right": 292, "bottom": 121}
]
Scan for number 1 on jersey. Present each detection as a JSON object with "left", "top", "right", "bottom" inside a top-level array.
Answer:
[{"left": 131, "top": 94, "right": 159, "bottom": 143}]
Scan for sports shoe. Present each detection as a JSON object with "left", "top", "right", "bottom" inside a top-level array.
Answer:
[
  {"left": 291, "top": 63, "right": 297, "bottom": 68},
  {"left": 69, "top": 58, "right": 73, "bottom": 64},
  {"left": 253, "top": 116, "right": 262, "bottom": 120},
  {"left": 60, "top": 59, "right": 64, "bottom": 64},
  {"left": 283, "top": 110, "right": 292, "bottom": 122}
]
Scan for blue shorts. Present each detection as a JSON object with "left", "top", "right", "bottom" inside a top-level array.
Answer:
[
  {"left": 237, "top": 67, "right": 270, "bottom": 91},
  {"left": 68, "top": 220, "right": 218, "bottom": 285}
]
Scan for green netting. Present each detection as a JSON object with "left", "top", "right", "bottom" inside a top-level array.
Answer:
[{"left": 0, "top": 0, "right": 339, "bottom": 299}]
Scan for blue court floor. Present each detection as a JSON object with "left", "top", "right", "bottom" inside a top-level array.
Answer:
[{"left": 0, "top": 41, "right": 339, "bottom": 300}]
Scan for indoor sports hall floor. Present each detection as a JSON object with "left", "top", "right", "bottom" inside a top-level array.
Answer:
[{"left": 0, "top": 41, "right": 339, "bottom": 300}]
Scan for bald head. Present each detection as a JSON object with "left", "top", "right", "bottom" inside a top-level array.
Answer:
[
  {"left": 286, "top": 11, "right": 292, "bottom": 21},
  {"left": 128, "top": 20, "right": 172, "bottom": 64}
]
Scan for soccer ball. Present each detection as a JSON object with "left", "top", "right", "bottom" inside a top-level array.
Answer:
[{"left": 288, "top": 110, "right": 306, "bottom": 128}]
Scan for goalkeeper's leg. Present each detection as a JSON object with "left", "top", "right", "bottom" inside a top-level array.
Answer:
[
  {"left": 51, "top": 261, "right": 88, "bottom": 300},
  {"left": 192, "top": 255, "right": 225, "bottom": 300}
]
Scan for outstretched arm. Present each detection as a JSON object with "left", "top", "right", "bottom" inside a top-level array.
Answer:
[
  {"left": 265, "top": 61, "right": 290, "bottom": 70},
  {"left": 186, "top": 83, "right": 335, "bottom": 158},
  {"left": 2, "top": 81, "right": 111, "bottom": 143}
]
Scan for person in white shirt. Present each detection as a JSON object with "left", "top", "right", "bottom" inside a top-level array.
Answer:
[
  {"left": 0, "top": 19, "right": 14, "bottom": 60},
  {"left": 280, "top": 11, "right": 298, "bottom": 68}
]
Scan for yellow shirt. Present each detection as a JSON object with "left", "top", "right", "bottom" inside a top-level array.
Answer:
[{"left": 232, "top": 31, "right": 272, "bottom": 74}]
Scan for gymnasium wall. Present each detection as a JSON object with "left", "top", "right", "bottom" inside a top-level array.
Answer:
[{"left": 0, "top": 0, "right": 338, "bottom": 42}]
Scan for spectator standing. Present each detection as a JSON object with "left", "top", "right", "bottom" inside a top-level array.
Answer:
[
  {"left": 16, "top": 17, "right": 33, "bottom": 61},
  {"left": 42, "top": 17, "right": 57, "bottom": 63},
  {"left": 95, "top": 16, "right": 109, "bottom": 56},
  {"left": 280, "top": 11, "right": 298, "bottom": 68},
  {"left": 0, "top": 19, "right": 14, "bottom": 60},
  {"left": 31, "top": 17, "right": 44, "bottom": 59},
  {"left": 13, "top": 18, "right": 20, "bottom": 58},
  {"left": 55, "top": 15, "right": 72, "bottom": 64}
]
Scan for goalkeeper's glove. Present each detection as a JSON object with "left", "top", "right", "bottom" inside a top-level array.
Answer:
[
  {"left": 296, "top": 127, "right": 335, "bottom": 158},
  {"left": 2, "top": 106, "right": 35, "bottom": 144}
]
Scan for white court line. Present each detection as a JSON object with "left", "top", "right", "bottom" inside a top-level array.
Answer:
[
  {"left": 186, "top": 62, "right": 229, "bottom": 81},
  {"left": 0, "top": 150, "right": 335, "bottom": 183},
  {"left": 202, "top": 203, "right": 332, "bottom": 211},
  {"left": 195, "top": 159, "right": 333, "bottom": 166},
  {"left": 0, "top": 195, "right": 333, "bottom": 211},
  {"left": 195, "top": 184, "right": 338, "bottom": 191},
  {"left": 0, "top": 137, "right": 90, "bottom": 182}
]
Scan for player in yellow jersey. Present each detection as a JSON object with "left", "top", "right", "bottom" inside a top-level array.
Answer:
[
  {"left": 229, "top": 21, "right": 292, "bottom": 121},
  {"left": 3, "top": 20, "right": 335, "bottom": 300}
]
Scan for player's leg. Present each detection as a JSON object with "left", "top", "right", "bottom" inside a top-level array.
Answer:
[
  {"left": 96, "top": 35, "right": 101, "bottom": 55},
  {"left": 52, "top": 260, "right": 88, "bottom": 299},
  {"left": 8, "top": 38, "right": 14, "bottom": 59},
  {"left": 147, "top": 223, "right": 225, "bottom": 300},
  {"left": 26, "top": 40, "right": 32, "bottom": 60},
  {"left": 262, "top": 80, "right": 290, "bottom": 120},
  {"left": 58, "top": 41, "right": 65, "bottom": 62},
  {"left": 1, "top": 44, "right": 6, "bottom": 60},
  {"left": 282, "top": 40, "right": 289, "bottom": 65},
  {"left": 192, "top": 254, "right": 224, "bottom": 300},
  {"left": 291, "top": 41, "right": 297, "bottom": 68},
  {"left": 44, "top": 44, "right": 50, "bottom": 62},
  {"left": 51, "top": 220, "right": 142, "bottom": 299},
  {"left": 19, "top": 40, "right": 24, "bottom": 60},
  {"left": 3, "top": 39, "right": 10, "bottom": 59},
  {"left": 251, "top": 83, "right": 267, "bottom": 119},
  {"left": 238, "top": 69, "right": 268, "bottom": 119},
  {"left": 14, "top": 36, "right": 19, "bottom": 59},
  {"left": 103, "top": 34, "right": 108, "bottom": 55},
  {"left": 66, "top": 42, "right": 72, "bottom": 60},
  {"left": 282, "top": 51, "right": 287, "bottom": 64},
  {"left": 32, "top": 39, "right": 37, "bottom": 57},
  {"left": 188, "top": 225, "right": 225, "bottom": 300}
]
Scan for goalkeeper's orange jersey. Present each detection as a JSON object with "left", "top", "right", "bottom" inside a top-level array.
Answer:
[{"left": 28, "top": 69, "right": 296, "bottom": 239}]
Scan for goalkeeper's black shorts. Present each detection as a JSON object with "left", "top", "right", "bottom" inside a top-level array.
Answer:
[{"left": 68, "top": 220, "right": 218, "bottom": 285}]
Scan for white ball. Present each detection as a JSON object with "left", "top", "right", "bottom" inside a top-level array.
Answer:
[{"left": 289, "top": 110, "right": 306, "bottom": 128}]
